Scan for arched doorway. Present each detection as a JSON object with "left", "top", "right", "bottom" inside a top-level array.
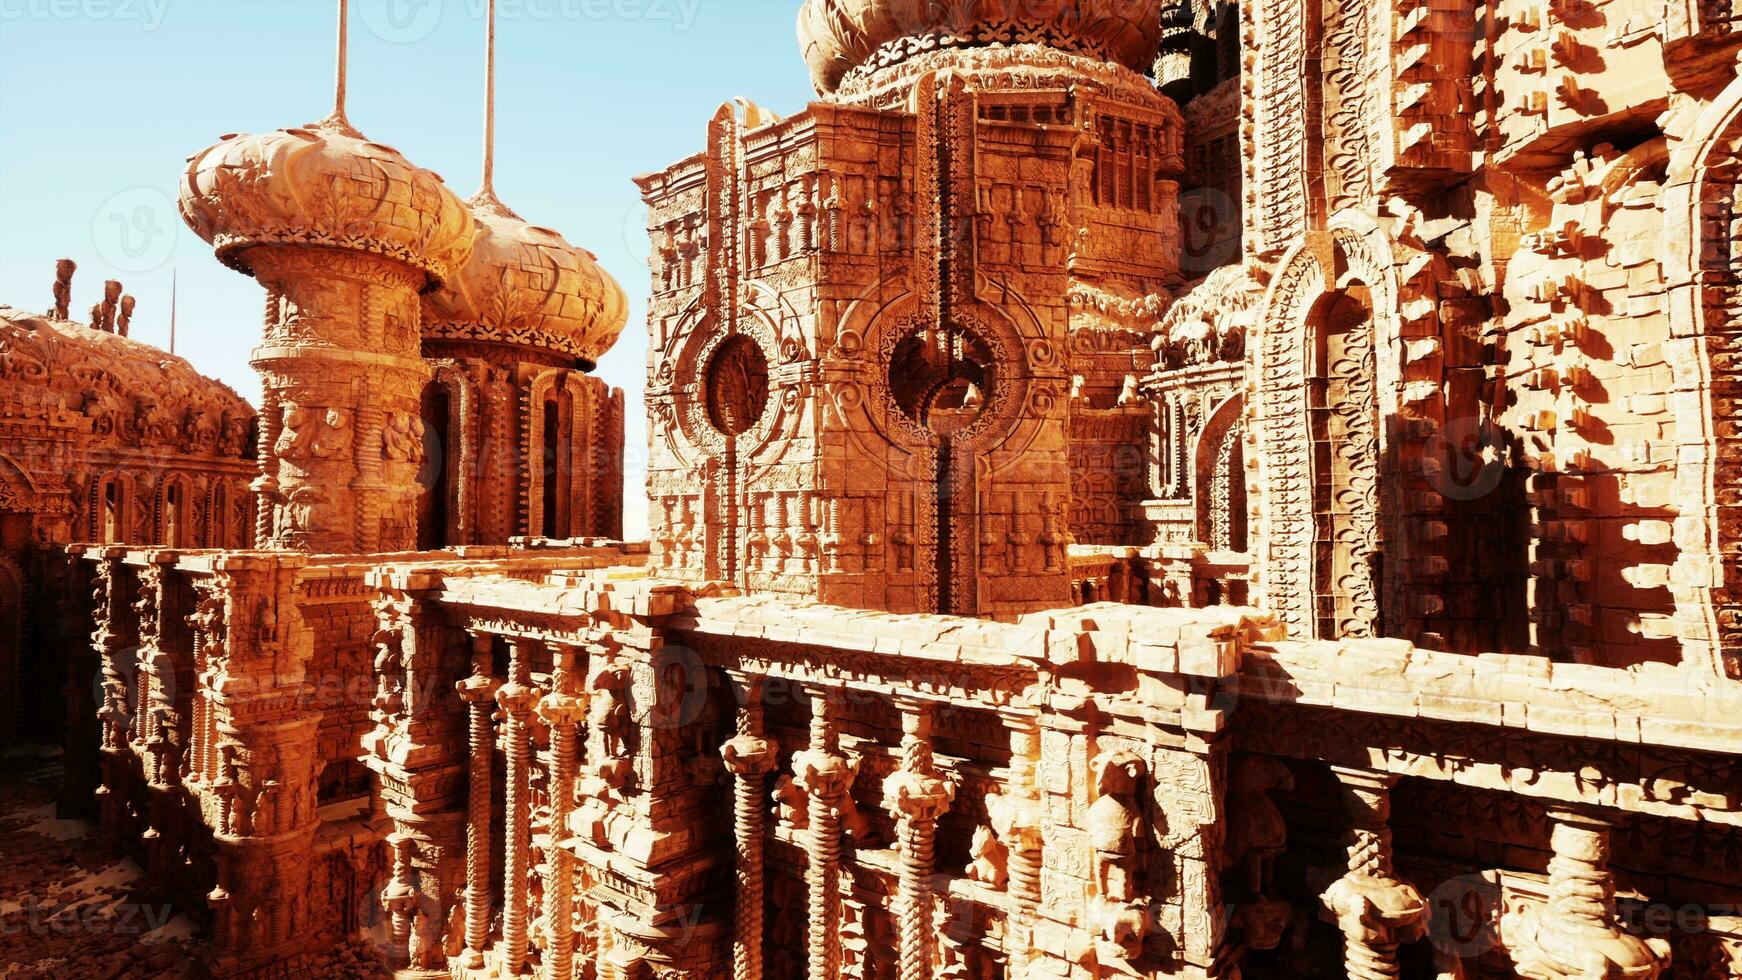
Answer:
[
  {"left": 417, "top": 382, "right": 454, "bottom": 552},
  {"left": 0, "top": 558, "right": 21, "bottom": 738},
  {"left": 1307, "top": 287, "right": 1382, "bottom": 639},
  {"left": 1252, "top": 225, "right": 1402, "bottom": 641},
  {"left": 1196, "top": 393, "right": 1249, "bottom": 554}
]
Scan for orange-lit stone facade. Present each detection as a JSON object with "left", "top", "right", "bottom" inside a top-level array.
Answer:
[
  {"left": 9, "top": 0, "right": 1742, "bottom": 978},
  {"left": 636, "top": 38, "right": 1179, "bottom": 617}
]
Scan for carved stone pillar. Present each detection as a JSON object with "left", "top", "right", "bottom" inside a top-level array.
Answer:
[
  {"left": 987, "top": 712, "right": 1044, "bottom": 973},
  {"left": 882, "top": 697, "right": 955, "bottom": 980},
  {"left": 382, "top": 833, "right": 419, "bottom": 971},
  {"left": 720, "top": 671, "right": 778, "bottom": 980},
  {"left": 1319, "top": 768, "right": 1428, "bottom": 980},
  {"left": 1505, "top": 806, "right": 1671, "bottom": 979},
  {"left": 791, "top": 685, "right": 852, "bottom": 980},
  {"left": 245, "top": 248, "right": 433, "bottom": 554},
  {"left": 497, "top": 639, "right": 541, "bottom": 975},
  {"left": 538, "top": 644, "right": 589, "bottom": 980},
  {"left": 455, "top": 634, "right": 500, "bottom": 968},
  {"left": 90, "top": 553, "right": 137, "bottom": 841}
]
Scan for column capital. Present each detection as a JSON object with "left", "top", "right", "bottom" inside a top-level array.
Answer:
[
  {"left": 791, "top": 747, "right": 853, "bottom": 800},
  {"left": 884, "top": 769, "right": 953, "bottom": 822},
  {"left": 721, "top": 734, "right": 779, "bottom": 777},
  {"left": 1328, "top": 765, "right": 1400, "bottom": 793},
  {"left": 537, "top": 690, "right": 589, "bottom": 727},
  {"left": 496, "top": 681, "right": 540, "bottom": 721},
  {"left": 456, "top": 673, "right": 500, "bottom": 705}
]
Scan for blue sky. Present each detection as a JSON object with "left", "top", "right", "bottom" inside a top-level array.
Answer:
[{"left": 0, "top": 0, "right": 821, "bottom": 538}]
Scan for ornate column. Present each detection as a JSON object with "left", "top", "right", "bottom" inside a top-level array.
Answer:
[
  {"left": 987, "top": 712, "right": 1044, "bottom": 974},
  {"left": 497, "top": 639, "right": 542, "bottom": 974},
  {"left": 1504, "top": 806, "right": 1671, "bottom": 979},
  {"left": 382, "top": 833, "right": 420, "bottom": 970},
  {"left": 180, "top": 108, "right": 473, "bottom": 555},
  {"left": 882, "top": 697, "right": 955, "bottom": 980},
  {"left": 538, "top": 644, "right": 589, "bottom": 980},
  {"left": 719, "top": 671, "right": 778, "bottom": 980},
  {"left": 791, "top": 685, "right": 852, "bottom": 980},
  {"left": 1319, "top": 769, "right": 1428, "bottom": 980},
  {"left": 455, "top": 634, "right": 500, "bottom": 968},
  {"left": 90, "top": 553, "right": 137, "bottom": 840}
]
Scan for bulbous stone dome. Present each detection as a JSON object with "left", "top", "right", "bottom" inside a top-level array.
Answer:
[
  {"left": 421, "top": 191, "right": 629, "bottom": 369},
  {"left": 798, "top": 0, "right": 1163, "bottom": 94},
  {"left": 179, "top": 116, "right": 475, "bottom": 289}
]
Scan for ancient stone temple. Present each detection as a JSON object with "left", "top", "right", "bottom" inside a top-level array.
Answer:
[
  {"left": 17, "top": 0, "right": 1742, "bottom": 977},
  {"left": 0, "top": 283, "right": 256, "bottom": 749}
]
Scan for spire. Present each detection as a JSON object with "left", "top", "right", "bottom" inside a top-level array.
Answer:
[
  {"left": 470, "top": 0, "right": 519, "bottom": 218},
  {"left": 481, "top": 0, "right": 496, "bottom": 198},
  {"left": 319, "top": 0, "right": 361, "bottom": 135}
]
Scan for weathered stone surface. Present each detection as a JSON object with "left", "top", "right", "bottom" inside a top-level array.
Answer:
[{"left": 7, "top": 0, "right": 1742, "bottom": 977}]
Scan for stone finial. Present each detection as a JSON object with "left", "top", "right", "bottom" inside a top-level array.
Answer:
[
  {"left": 117, "top": 295, "right": 135, "bottom": 338},
  {"left": 51, "top": 258, "right": 75, "bottom": 320},
  {"left": 90, "top": 280, "right": 123, "bottom": 332}
]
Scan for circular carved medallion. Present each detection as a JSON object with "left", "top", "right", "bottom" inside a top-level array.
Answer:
[{"left": 704, "top": 334, "right": 771, "bottom": 436}]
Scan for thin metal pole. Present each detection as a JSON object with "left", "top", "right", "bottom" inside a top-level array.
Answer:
[
  {"left": 480, "top": 0, "right": 497, "bottom": 198},
  {"left": 334, "top": 0, "right": 350, "bottom": 122}
]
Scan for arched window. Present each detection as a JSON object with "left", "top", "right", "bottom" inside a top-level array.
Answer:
[
  {"left": 209, "top": 483, "right": 229, "bottom": 548},
  {"left": 418, "top": 383, "right": 453, "bottom": 551},
  {"left": 542, "top": 396, "right": 564, "bottom": 538},
  {"left": 97, "top": 477, "right": 126, "bottom": 544},
  {"left": 161, "top": 479, "right": 186, "bottom": 548},
  {"left": 1308, "top": 287, "right": 1382, "bottom": 639}
]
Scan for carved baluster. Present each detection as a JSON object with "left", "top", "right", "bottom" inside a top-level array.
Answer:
[
  {"left": 720, "top": 672, "right": 778, "bottom": 980},
  {"left": 497, "top": 639, "right": 542, "bottom": 974},
  {"left": 799, "top": 174, "right": 818, "bottom": 254},
  {"left": 796, "top": 493, "right": 820, "bottom": 574},
  {"left": 1504, "top": 806, "right": 1671, "bottom": 979},
  {"left": 770, "top": 493, "right": 792, "bottom": 574},
  {"left": 988, "top": 712, "right": 1044, "bottom": 975},
  {"left": 822, "top": 497, "right": 844, "bottom": 574},
  {"left": 456, "top": 634, "right": 500, "bottom": 968},
  {"left": 792, "top": 685, "right": 850, "bottom": 980},
  {"left": 381, "top": 833, "right": 419, "bottom": 971},
  {"left": 883, "top": 697, "right": 954, "bottom": 980},
  {"left": 538, "top": 644, "right": 589, "bottom": 980},
  {"left": 1320, "top": 769, "right": 1428, "bottom": 980}
]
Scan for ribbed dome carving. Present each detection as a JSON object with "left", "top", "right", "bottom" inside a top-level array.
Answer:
[
  {"left": 421, "top": 192, "right": 629, "bottom": 368},
  {"left": 179, "top": 117, "right": 475, "bottom": 289},
  {"left": 797, "top": 0, "right": 1163, "bottom": 94}
]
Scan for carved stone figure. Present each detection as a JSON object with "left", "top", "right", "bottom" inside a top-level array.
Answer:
[{"left": 50, "top": 258, "right": 74, "bottom": 319}]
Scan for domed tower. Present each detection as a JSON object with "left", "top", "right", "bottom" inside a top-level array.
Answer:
[
  {"left": 419, "top": 4, "right": 629, "bottom": 548},
  {"left": 179, "top": 4, "right": 472, "bottom": 555},
  {"left": 638, "top": 0, "right": 1180, "bottom": 616},
  {"left": 798, "top": 0, "right": 1161, "bottom": 99}
]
